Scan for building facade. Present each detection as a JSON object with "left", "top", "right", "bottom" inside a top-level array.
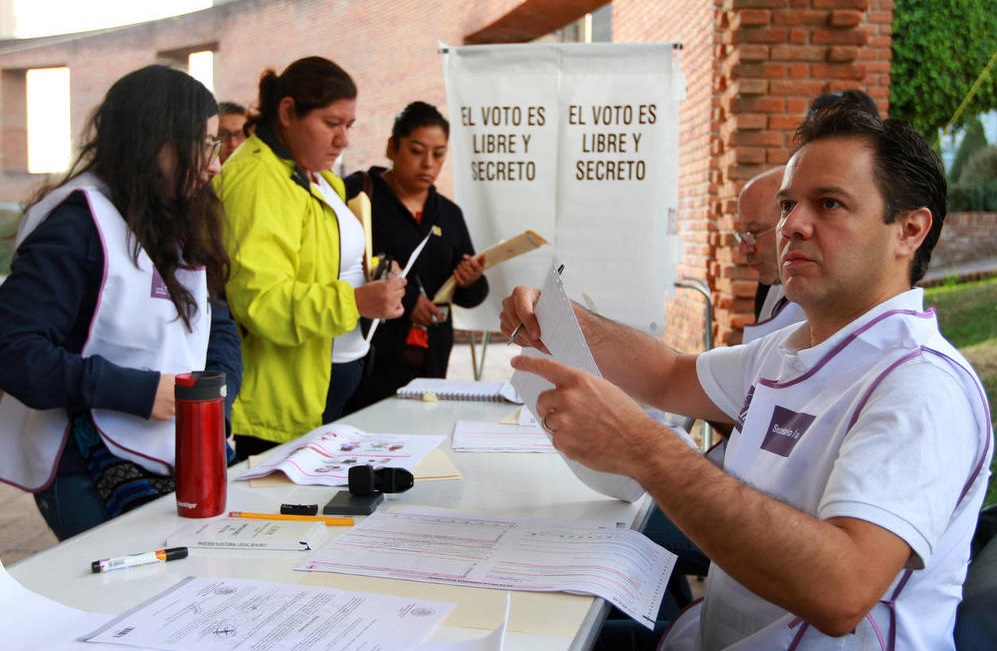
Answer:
[{"left": 0, "top": 0, "right": 894, "bottom": 351}]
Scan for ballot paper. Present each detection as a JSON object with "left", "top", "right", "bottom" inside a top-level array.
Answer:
[
  {"left": 81, "top": 576, "right": 454, "bottom": 651},
  {"left": 451, "top": 421, "right": 554, "bottom": 453},
  {"left": 365, "top": 231, "right": 432, "bottom": 343},
  {"left": 299, "top": 509, "right": 673, "bottom": 629},
  {"left": 510, "top": 263, "right": 647, "bottom": 502},
  {"left": 238, "top": 423, "right": 444, "bottom": 487}
]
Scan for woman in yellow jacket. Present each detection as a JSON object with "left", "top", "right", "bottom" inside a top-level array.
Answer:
[{"left": 215, "top": 57, "right": 405, "bottom": 458}]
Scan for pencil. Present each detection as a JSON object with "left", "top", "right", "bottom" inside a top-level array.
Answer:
[{"left": 228, "top": 511, "right": 354, "bottom": 526}]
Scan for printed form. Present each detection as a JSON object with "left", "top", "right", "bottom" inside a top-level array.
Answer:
[
  {"left": 82, "top": 576, "right": 455, "bottom": 651},
  {"left": 299, "top": 509, "right": 673, "bottom": 629}
]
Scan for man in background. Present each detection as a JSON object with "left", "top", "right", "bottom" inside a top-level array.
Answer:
[
  {"left": 736, "top": 166, "right": 806, "bottom": 343},
  {"left": 218, "top": 101, "right": 249, "bottom": 164}
]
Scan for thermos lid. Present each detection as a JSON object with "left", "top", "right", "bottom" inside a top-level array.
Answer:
[{"left": 175, "top": 371, "right": 227, "bottom": 401}]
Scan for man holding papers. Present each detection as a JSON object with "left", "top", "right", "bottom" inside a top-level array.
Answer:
[{"left": 501, "top": 107, "right": 991, "bottom": 650}]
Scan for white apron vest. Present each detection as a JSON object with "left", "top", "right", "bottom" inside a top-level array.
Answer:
[
  {"left": 0, "top": 173, "right": 209, "bottom": 489},
  {"left": 742, "top": 287, "right": 807, "bottom": 344},
  {"left": 662, "top": 306, "right": 991, "bottom": 651}
]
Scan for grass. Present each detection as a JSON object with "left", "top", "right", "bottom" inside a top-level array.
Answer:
[{"left": 924, "top": 276, "right": 997, "bottom": 507}]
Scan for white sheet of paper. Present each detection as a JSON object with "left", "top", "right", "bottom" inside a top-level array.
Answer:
[
  {"left": 366, "top": 232, "right": 433, "bottom": 343},
  {"left": 82, "top": 576, "right": 454, "bottom": 651},
  {"left": 510, "top": 263, "right": 647, "bottom": 502},
  {"left": 0, "top": 559, "right": 122, "bottom": 650},
  {"left": 451, "top": 421, "right": 554, "bottom": 453},
  {"left": 238, "top": 423, "right": 444, "bottom": 487},
  {"left": 299, "top": 509, "right": 672, "bottom": 629}
]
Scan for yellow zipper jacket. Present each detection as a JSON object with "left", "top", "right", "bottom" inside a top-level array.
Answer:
[{"left": 214, "top": 131, "right": 359, "bottom": 443}]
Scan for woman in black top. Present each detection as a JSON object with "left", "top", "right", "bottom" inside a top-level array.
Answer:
[{"left": 344, "top": 102, "right": 488, "bottom": 412}]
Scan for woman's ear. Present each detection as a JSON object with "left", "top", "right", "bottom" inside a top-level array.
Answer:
[
  {"left": 277, "top": 97, "right": 296, "bottom": 128},
  {"left": 385, "top": 136, "right": 397, "bottom": 161}
]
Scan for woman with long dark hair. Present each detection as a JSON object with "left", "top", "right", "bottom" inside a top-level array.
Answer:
[
  {"left": 0, "top": 65, "right": 240, "bottom": 540},
  {"left": 216, "top": 56, "right": 405, "bottom": 458}
]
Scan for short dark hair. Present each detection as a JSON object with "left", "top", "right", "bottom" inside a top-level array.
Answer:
[
  {"left": 808, "top": 90, "right": 880, "bottom": 120},
  {"left": 794, "top": 107, "right": 946, "bottom": 285},
  {"left": 391, "top": 101, "right": 449, "bottom": 142},
  {"left": 219, "top": 101, "right": 247, "bottom": 117},
  {"left": 251, "top": 56, "right": 356, "bottom": 131}
]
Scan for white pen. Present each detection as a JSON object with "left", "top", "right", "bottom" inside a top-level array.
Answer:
[{"left": 91, "top": 546, "right": 188, "bottom": 574}]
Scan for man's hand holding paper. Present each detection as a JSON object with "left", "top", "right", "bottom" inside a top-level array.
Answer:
[{"left": 510, "top": 354, "right": 663, "bottom": 479}]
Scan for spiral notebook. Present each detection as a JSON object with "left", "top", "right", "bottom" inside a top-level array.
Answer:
[{"left": 395, "top": 378, "right": 518, "bottom": 402}]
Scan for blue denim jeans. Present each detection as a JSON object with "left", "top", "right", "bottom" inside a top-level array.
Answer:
[{"left": 33, "top": 441, "right": 109, "bottom": 541}]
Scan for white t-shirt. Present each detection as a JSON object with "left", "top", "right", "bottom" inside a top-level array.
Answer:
[
  {"left": 313, "top": 175, "right": 368, "bottom": 363},
  {"left": 664, "top": 289, "right": 991, "bottom": 651}
]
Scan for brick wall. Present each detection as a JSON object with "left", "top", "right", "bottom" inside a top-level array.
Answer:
[
  {"left": 711, "top": 0, "right": 893, "bottom": 346},
  {"left": 0, "top": 0, "right": 901, "bottom": 352},
  {"left": 933, "top": 212, "right": 997, "bottom": 268}
]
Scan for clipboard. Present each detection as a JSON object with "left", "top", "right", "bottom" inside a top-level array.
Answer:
[{"left": 433, "top": 229, "right": 549, "bottom": 303}]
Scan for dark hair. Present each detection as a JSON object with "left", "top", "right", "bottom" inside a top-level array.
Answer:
[
  {"left": 794, "top": 107, "right": 946, "bottom": 285},
  {"left": 248, "top": 56, "right": 356, "bottom": 132},
  {"left": 808, "top": 90, "right": 880, "bottom": 120},
  {"left": 26, "top": 64, "right": 228, "bottom": 329},
  {"left": 219, "top": 101, "right": 247, "bottom": 117},
  {"left": 391, "top": 101, "right": 449, "bottom": 142}
]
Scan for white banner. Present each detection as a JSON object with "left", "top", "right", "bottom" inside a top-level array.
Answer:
[{"left": 442, "top": 43, "right": 685, "bottom": 335}]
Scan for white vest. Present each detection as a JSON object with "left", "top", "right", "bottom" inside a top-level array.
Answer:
[
  {"left": 0, "top": 173, "right": 210, "bottom": 489},
  {"left": 742, "top": 285, "right": 807, "bottom": 344},
  {"left": 663, "top": 302, "right": 991, "bottom": 651}
]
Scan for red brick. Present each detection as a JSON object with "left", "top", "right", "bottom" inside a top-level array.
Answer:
[
  {"left": 830, "top": 9, "right": 864, "bottom": 27},
  {"left": 735, "top": 9, "right": 771, "bottom": 27},
  {"left": 735, "top": 27, "right": 789, "bottom": 45},
  {"left": 827, "top": 46, "right": 860, "bottom": 62},
  {"left": 770, "top": 44, "right": 827, "bottom": 62},
  {"left": 812, "top": 29, "right": 867, "bottom": 46},
  {"left": 735, "top": 78, "right": 769, "bottom": 94}
]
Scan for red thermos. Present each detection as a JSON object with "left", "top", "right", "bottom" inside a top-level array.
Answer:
[{"left": 174, "top": 371, "right": 227, "bottom": 518}]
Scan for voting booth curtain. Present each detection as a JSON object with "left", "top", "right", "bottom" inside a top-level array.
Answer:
[{"left": 441, "top": 42, "right": 685, "bottom": 336}]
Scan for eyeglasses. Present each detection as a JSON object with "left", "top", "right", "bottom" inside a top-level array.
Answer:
[
  {"left": 204, "top": 138, "right": 222, "bottom": 165},
  {"left": 733, "top": 225, "right": 777, "bottom": 247},
  {"left": 218, "top": 129, "right": 246, "bottom": 142}
]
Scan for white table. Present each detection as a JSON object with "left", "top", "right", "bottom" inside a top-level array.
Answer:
[{"left": 10, "top": 398, "right": 653, "bottom": 650}]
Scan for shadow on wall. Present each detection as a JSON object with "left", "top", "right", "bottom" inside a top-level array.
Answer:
[{"left": 0, "top": 202, "right": 21, "bottom": 277}]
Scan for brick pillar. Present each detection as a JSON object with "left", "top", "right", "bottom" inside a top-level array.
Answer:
[{"left": 712, "top": 0, "right": 894, "bottom": 347}]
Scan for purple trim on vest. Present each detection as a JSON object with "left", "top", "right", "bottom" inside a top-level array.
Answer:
[
  {"left": 758, "top": 308, "right": 935, "bottom": 389},
  {"left": 752, "top": 296, "right": 792, "bottom": 330},
  {"left": 655, "top": 597, "right": 703, "bottom": 651},
  {"left": 92, "top": 419, "right": 174, "bottom": 474},
  {"left": 82, "top": 191, "right": 111, "bottom": 351},
  {"left": 847, "top": 346, "right": 991, "bottom": 504},
  {"left": 923, "top": 348, "right": 993, "bottom": 503}
]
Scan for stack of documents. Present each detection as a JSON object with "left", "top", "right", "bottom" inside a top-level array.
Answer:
[{"left": 298, "top": 509, "right": 673, "bottom": 629}]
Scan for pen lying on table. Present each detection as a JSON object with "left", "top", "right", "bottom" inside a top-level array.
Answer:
[
  {"left": 228, "top": 511, "right": 354, "bottom": 526},
  {"left": 91, "top": 547, "right": 188, "bottom": 573}
]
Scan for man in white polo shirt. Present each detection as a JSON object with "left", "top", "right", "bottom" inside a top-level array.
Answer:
[{"left": 502, "top": 106, "right": 992, "bottom": 650}]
